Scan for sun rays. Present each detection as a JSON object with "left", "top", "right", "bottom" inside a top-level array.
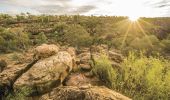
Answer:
[
  {"left": 136, "top": 21, "right": 153, "bottom": 48},
  {"left": 119, "top": 18, "right": 153, "bottom": 49},
  {"left": 121, "top": 23, "right": 132, "bottom": 49},
  {"left": 129, "top": 16, "right": 140, "bottom": 22}
]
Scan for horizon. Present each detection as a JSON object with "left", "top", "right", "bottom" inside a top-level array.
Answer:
[
  {"left": 0, "top": 0, "right": 170, "bottom": 17},
  {"left": 1, "top": 13, "right": 170, "bottom": 19}
]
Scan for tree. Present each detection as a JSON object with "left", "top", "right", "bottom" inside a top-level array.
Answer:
[{"left": 63, "top": 24, "right": 92, "bottom": 47}]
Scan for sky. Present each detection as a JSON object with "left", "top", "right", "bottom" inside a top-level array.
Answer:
[{"left": 0, "top": 0, "right": 170, "bottom": 17}]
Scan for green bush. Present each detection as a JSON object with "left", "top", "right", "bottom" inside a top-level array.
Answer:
[
  {"left": 161, "top": 39, "right": 170, "bottom": 53},
  {"left": 36, "top": 32, "right": 47, "bottom": 44},
  {"left": 92, "top": 52, "right": 170, "bottom": 99},
  {"left": 120, "top": 52, "right": 170, "bottom": 99},
  {"left": 92, "top": 55, "right": 117, "bottom": 88},
  {"left": 0, "top": 29, "right": 30, "bottom": 52},
  {"left": 63, "top": 24, "right": 92, "bottom": 47},
  {"left": 6, "top": 87, "right": 31, "bottom": 100}
]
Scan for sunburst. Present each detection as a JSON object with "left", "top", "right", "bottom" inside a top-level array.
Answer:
[{"left": 119, "top": 17, "right": 153, "bottom": 49}]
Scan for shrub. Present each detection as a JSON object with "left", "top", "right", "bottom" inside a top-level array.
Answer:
[
  {"left": 120, "top": 52, "right": 170, "bottom": 99},
  {"left": 6, "top": 87, "right": 31, "bottom": 100},
  {"left": 0, "top": 29, "right": 30, "bottom": 53},
  {"left": 92, "top": 52, "right": 170, "bottom": 99},
  {"left": 63, "top": 24, "right": 92, "bottom": 47},
  {"left": 36, "top": 32, "right": 47, "bottom": 44},
  {"left": 161, "top": 39, "right": 170, "bottom": 53},
  {"left": 92, "top": 55, "right": 117, "bottom": 88}
]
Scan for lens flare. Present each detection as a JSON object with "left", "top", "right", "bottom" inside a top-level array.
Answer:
[{"left": 129, "top": 16, "right": 139, "bottom": 21}]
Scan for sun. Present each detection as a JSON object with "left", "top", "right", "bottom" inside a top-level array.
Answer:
[{"left": 128, "top": 16, "right": 140, "bottom": 21}]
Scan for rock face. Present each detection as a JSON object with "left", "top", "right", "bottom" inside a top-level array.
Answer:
[
  {"left": 0, "top": 59, "right": 7, "bottom": 72},
  {"left": 40, "top": 86, "right": 131, "bottom": 100},
  {"left": 14, "top": 51, "right": 73, "bottom": 95},
  {"left": 34, "top": 44, "right": 59, "bottom": 59}
]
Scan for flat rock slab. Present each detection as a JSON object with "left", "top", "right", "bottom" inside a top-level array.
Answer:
[
  {"left": 65, "top": 73, "right": 103, "bottom": 86},
  {"left": 0, "top": 61, "right": 36, "bottom": 97},
  {"left": 40, "top": 86, "right": 131, "bottom": 100}
]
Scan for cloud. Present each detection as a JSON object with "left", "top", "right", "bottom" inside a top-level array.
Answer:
[
  {"left": 73, "top": 5, "right": 96, "bottom": 13},
  {"left": 153, "top": 0, "right": 170, "bottom": 8},
  {"left": 143, "top": 0, "right": 170, "bottom": 8},
  {"left": 0, "top": 0, "right": 170, "bottom": 16},
  {"left": 0, "top": 0, "right": 71, "bottom": 7},
  {"left": 0, "top": 0, "right": 96, "bottom": 14},
  {"left": 33, "top": 4, "right": 96, "bottom": 15}
]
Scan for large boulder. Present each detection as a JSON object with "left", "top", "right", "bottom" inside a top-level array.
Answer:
[
  {"left": 34, "top": 44, "right": 59, "bottom": 59},
  {"left": 0, "top": 59, "right": 7, "bottom": 72},
  {"left": 14, "top": 51, "right": 73, "bottom": 95},
  {"left": 39, "top": 86, "right": 131, "bottom": 100}
]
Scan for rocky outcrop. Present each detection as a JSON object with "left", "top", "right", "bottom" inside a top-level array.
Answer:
[
  {"left": 0, "top": 44, "right": 130, "bottom": 100},
  {"left": 39, "top": 86, "right": 131, "bottom": 100},
  {"left": 34, "top": 44, "right": 59, "bottom": 59},
  {"left": 14, "top": 51, "right": 73, "bottom": 95}
]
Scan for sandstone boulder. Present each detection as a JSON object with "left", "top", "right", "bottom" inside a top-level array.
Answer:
[
  {"left": 14, "top": 51, "right": 73, "bottom": 95},
  {"left": 34, "top": 44, "right": 59, "bottom": 59},
  {"left": 40, "top": 86, "right": 131, "bottom": 100}
]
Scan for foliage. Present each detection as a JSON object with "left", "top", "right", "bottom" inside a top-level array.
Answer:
[
  {"left": 36, "top": 32, "right": 47, "bottom": 44},
  {"left": 61, "top": 24, "right": 92, "bottom": 47},
  {"left": 6, "top": 87, "right": 31, "bottom": 100},
  {"left": 92, "top": 52, "right": 170, "bottom": 99},
  {"left": 0, "top": 14, "right": 170, "bottom": 58},
  {"left": 92, "top": 55, "right": 117, "bottom": 88},
  {"left": 120, "top": 52, "right": 170, "bottom": 99},
  {"left": 161, "top": 39, "right": 170, "bottom": 53},
  {"left": 0, "top": 29, "right": 30, "bottom": 53}
]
